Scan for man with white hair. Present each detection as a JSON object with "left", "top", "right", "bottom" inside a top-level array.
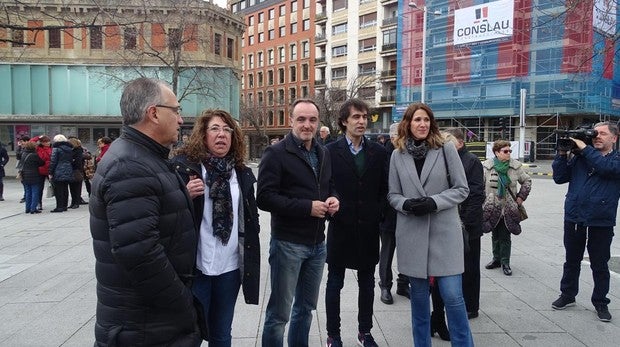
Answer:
[{"left": 318, "top": 125, "right": 333, "bottom": 145}]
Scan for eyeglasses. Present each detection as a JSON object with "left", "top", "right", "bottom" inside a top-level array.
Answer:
[
  {"left": 208, "top": 125, "right": 234, "bottom": 134},
  {"left": 155, "top": 104, "right": 182, "bottom": 114},
  {"left": 500, "top": 149, "right": 512, "bottom": 154}
]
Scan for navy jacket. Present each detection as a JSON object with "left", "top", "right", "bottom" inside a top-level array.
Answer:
[
  {"left": 552, "top": 146, "right": 620, "bottom": 227},
  {"left": 325, "top": 137, "right": 388, "bottom": 270},
  {"left": 49, "top": 141, "right": 74, "bottom": 182},
  {"left": 257, "top": 132, "right": 337, "bottom": 245}
]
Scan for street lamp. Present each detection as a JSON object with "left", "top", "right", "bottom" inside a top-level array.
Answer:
[{"left": 408, "top": 2, "right": 441, "bottom": 104}]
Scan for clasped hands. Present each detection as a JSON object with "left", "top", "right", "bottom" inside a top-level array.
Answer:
[
  {"left": 402, "top": 197, "right": 437, "bottom": 216},
  {"left": 311, "top": 197, "right": 339, "bottom": 219}
]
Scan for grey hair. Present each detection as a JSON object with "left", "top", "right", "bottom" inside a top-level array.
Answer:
[
  {"left": 594, "top": 121, "right": 619, "bottom": 136},
  {"left": 389, "top": 123, "right": 398, "bottom": 138},
  {"left": 120, "top": 78, "right": 170, "bottom": 126},
  {"left": 444, "top": 127, "right": 465, "bottom": 141}
]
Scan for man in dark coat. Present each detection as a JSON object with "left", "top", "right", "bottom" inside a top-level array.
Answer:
[
  {"left": 258, "top": 99, "right": 340, "bottom": 347},
  {"left": 0, "top": 142, "right": 8, "bottom": 201},
  {"left": 324, "top": 99, "right": 388, "bottom": 347},
  {"left": 90, "top": 78, "right": 201, "bottom": 347},
  {"left": 445, "top": 128, "right": 485, "bottom": 318}
]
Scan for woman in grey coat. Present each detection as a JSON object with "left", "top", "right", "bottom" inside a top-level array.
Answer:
[{"left": 388, "top": 103, "right": 473, "bottom": 347}]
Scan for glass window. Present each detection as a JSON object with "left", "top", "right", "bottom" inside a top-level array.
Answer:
[
  {"left": 279, "top": 46, "right": 285, "bottom": 62},
  {"left": 248, "top": 73, "right": 254, "bottom": 87},
  {"left": 291, "top": 1, "right": 298, "bottom": 12},
  {"left": 214, "top": 33, "right": 221, "bottom": 55},
  {"left": 268, "top": 70, "right": 274, "bottom": 85},
  {"left": 269, "top": 8, "right": 275, "bottom": 20},
  {"left": 289, "top": 87, "right": 297, "bottom": 100},
  {"left": 124, "top": 27, "right": 137, "bottom": 49},
  {"left": 258, "top": 51, "right": 264, "bottom": 66},
  {"left": 279, "top": 26, "right": 286, "bottom": 37},
  {"left": 279, "top": 5, "right": 286, "bottom": 16},
  {"left": 279, "top": 110, "right": 285, "bottom": 125},
  {"left": 49, "top": 28, "right": 60, "bottom": 48},
  {"left": 333, "top": 0, "right": 347, "bottom": 11},
  {"left": 302, "top": 64, "right": 309, "bottom": 80},
  {"left": 333, "top": 23, "right": 347, "bottom": 35},
  {"left": 259, "top": 32, "right": 264, "bottom": 42},
  {"left": 290, "top": 66, "right": 297, "bottom": 82},
  {"left": 359, "top": 37, "right": 376, "bottom": 52},
  {"left": 227, "top": 38, "right": 234, "bottom": 58},
  {"left": 302, "top": 41, "right": 310, "bottom": 58},
  {"left": 248, "top": 54, "right": 254, "bottom": 69},
  {"left": 358, "top": 62, "right": 376, "bottom": 75},
  {"left": 278, "top": 68, "right": 285, "bottom": 83},
  {"left": 332, "top": 45, "right": 347, "bottom": 57},
  {"left": 359, "top": 12, "right": 377, "bottom": 28},
  {"left": 303, "top": 19, "right": 310, "bottom": 31},
  {"left": 248, "top": 16, "right": 254, "bottom": 25},
  {"left": 90, "top": 26, "right": 102, "bottom": 49},
  {"left": 291, "top": 22, "right": 298, "bottom": 34},
  {"left": 258, "top": 12, "right": 264, "bottom": 23},
  {"left": 332, "top": 67, "right": 347, "bottom": 79},
  {"left": 290, "top": 43, "right": 297, "bottom": 60},
  {"left": 383, "top": 29, "right": 397, "bottom": 45},
  {"left": 268, "top": 29, "right": 275, "bottom": 40},
  {"left": 169, "top": 28, "right": 182, "bottom": 50},
  {"left": 304, "top": 0, "right": 310, "bottom": 9},
  {"left": 268, "top": 49, "right": 274, "bottom": 64},
  {"left": 249, "top": 35, "right": 254, "bottom": 45}
]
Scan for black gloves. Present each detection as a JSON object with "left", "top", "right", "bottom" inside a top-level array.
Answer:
[{"left": 402, "top": 197, "right": 437, "bottom": 216}]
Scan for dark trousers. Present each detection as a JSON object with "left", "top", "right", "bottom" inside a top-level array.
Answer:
[
  {"left": 491, "top": 218, "right": 511, "bottom": 265},
  {"left": 463, "top": 236, "right": 481, "bottom": 313},
  {"left": 325, "top": 263, "right": 375, "bottom": 337},
  {"left": 560, "top": 221, "right": 614, "bottom": 306},
  {"left": 84, "top": 178, "right": 91, "bottom": 196},
  {"left": 53, "top": 181, "right": 69, "bottom": 210},
  {"left": 378, "top": 228, "right": 409, "bottom": 289},
  {"left": 69, "top": 180, "right": 83, "bottom": 205}
]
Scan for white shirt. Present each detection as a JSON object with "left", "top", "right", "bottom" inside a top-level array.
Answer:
[{"left": 196, "top": 165, "right": 240, "bottom": 276}]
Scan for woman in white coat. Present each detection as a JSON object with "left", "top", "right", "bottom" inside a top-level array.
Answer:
[{"left": 387, "top": 103, "right": 473, "bottom": 347}]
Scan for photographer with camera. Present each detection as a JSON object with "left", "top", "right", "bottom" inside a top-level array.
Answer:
[{"left": 551, "top": 121, "right": 620, "bottom": 322}]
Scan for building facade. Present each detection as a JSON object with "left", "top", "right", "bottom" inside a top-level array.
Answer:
[
  {"left": 0, "top": 0, "right": 245, "bottom": 152},
  {"left": 397, "top": 0, "right": 620, "bottom": 158}
]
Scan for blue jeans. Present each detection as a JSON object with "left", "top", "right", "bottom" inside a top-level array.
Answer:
[
  {"left": 262, "top": 239, "right": 326, "bottom": 347},
  {"left": 24, "top": 183, "right": 41, "bottom": 213},
  {"left": 410, "top": 275, "right": 473, "bottom": 347},
  {"left": 192, "top": 269, "right": 241, "bottom": 347},
  {"left": 560, "top": 221, "right": 614, "bottom": 306}
]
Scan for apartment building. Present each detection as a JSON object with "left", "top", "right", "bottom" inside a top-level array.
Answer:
[
  {"left": 0, "top": 0, "right": 244, "bottom": 151},
  {"left": 396, "top": 0, "right": 620, "bottom": 158}
]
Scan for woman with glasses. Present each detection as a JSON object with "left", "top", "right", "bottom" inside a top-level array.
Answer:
[
  {"left": 172, "top": 110, "right": 260, "bottom": 346},
  {"left": 482, "top": 140, "right": 532, "bottom": 276},
  {"left": 387, "top": 103, "right": 473, "bottom": 346}
]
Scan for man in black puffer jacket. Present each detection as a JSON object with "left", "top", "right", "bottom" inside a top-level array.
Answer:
[{"left": 90, "top": 78, "right": 201, "bottom": 347}]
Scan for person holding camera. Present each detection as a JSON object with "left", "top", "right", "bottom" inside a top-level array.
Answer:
[
  {"left": 551, "top": 121, "right": 620, "bottom": 322},
  {"left": 482, "top": 140, "right": 532, "bottom": 276}
]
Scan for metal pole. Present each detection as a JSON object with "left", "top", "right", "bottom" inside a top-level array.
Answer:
[
  {"left": 519, "top": 88, "right": 526, "bottom": 161},
  {"left": 421, "top": 6, "right": 427, "bottom": 104}
]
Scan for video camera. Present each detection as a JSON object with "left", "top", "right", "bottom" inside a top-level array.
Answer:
[{"left": 554, "top": 126, "right": 598, "bottom": 152}]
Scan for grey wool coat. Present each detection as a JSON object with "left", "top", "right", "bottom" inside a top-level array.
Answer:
[{"left": 387, "top": 141, "right": 470, "bottom": 278}]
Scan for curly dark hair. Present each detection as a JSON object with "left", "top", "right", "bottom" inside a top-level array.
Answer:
[{"left": 176, "top": 109, "right": 246, "bottom": 168}]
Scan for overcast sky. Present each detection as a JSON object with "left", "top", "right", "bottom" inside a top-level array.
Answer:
[{"left": 210, "top": 0, "right": 228, "bottom": 9}]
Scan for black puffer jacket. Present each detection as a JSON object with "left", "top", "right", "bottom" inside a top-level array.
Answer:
[
  {"left": 20, "top": 149, "right": 44, "bottom": 185},
  {"left": 90, "top": 126, "right": 200, "bottom": 347},
  {"left": 172, "top": 155, "right": 261, "bottom": 305}
]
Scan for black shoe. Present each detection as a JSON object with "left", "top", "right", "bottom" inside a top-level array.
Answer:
[
  {"left": 79, "top": 199, "right": 88, "bottom": 205},
  {"left": 396, "top": 285, "right": 410, "bottom": 299},
  {"left": 467, "top": 311, "right": 479, "bottom": 319},
  {"left": 326, "top": 335, "right": 343, "bottom": 347},
  {"left": 19, "top": 198, "right": 25, "bottom": 203},
  {"left": 595, "top": 305, "right": 612, "bottom": 322},
  {"left": 485, "top": 260, "right": 501, "bottom": 269},
  {"left": 430, "top": 311, "right": 450, "bottom": 341},
  {"left": 69, "top": 204, "right": 79, "bottom": 209},
  {"left": 502, "top": 264, "right": 512, "bottom": 276},
  {"left": 31, "top": 210, "right": 41, "bottom": 214},
  {"left": 380, "top": 287, "right": 393, "bottom": 305},
  {"left": 50, "top": 208, "right": 64, "bottom": 213},
  {"left": 0, "top": 197, "right": 5, "bottom": 201},
  {"left": 552, "top": 295, "right": 576, "bottom": 310}
]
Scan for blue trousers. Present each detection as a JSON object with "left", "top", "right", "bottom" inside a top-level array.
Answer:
[
  {"left": 192, "top": 269, "right": 241, "bottom": 347},
  {"left": 410, "top": 275, "right": 474, "bottom": 347},
  {"left": 24, "top": 183, "right": 41, "bottom": 213},
  {"left": 560, "top": 221, "right": 614, "bottom": 306},
  {"left": 262, "top": 239, "right": 326, "bottom": 347}
]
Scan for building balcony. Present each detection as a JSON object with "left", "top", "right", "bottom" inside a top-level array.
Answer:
[
  {"left": 315, "top": 79, "right": 326, "bottom": 86},
  {"left": 315, "top": 34, "right": 327, "bottom": 45},
  {"left": 380, "top": 43, "right": 397, "bottom": 55},
  {"left": 380, "top": 70, "right": 396, "bottom": 79},
  {"left": 381, "top": 0, "right": 398, "bottom": 4},
  {"left": 381, "top": 17, "right": 397, "bottom": 27},
  {"left": 316, "top": 13, "right": 327, "bottom": 23},
  {"left": 315, "top": 57, "right": 326, "bottom": 65}
]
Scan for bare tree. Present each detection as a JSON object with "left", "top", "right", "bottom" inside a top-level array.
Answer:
[
  {"left": 1, "top": 0, "right": 244, "bottom": 103},
  {"left": 313, "top": 74, "right": 378, "bottom": 135},
  {"left": 238, "top": 100, "right": 269, "bottom": 155}
]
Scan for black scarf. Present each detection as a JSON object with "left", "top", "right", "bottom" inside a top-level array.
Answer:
[
  {"left": 203, "top": 156, "right": 235, "bottom": 245},
  {"left": 405, "top": 138, "right": 428, "bottom": 160}
]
